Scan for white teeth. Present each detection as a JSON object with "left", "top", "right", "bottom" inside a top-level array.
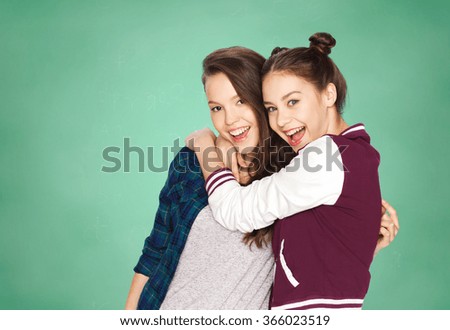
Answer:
[
  {"left": 286, "top": 127, "right": 305, "bottom": 137},
  {"left": 230, "top": 126, "right": 250, "bottom": 137}
]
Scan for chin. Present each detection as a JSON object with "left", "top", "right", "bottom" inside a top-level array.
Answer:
[{"left": 237, "top": 144, "right": 254, "bottom": 154}]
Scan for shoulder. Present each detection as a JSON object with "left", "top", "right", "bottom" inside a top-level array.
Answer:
[
  {"left": 167, "top": 147, "right": 205, "bottom": 189},
  {"left": 285, "top": 135, "right": 344, "bottom": 174},
  {"left": 297, "top": 135, "right": 340, "bottom": 160},
  {"left": 170, "top": 147, "right": 201, "bottom": 174},
  {"left": 309, "top": 135, "right": 333, "bottom": 148}
]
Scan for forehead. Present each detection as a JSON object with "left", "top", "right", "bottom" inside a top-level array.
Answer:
[
  {"left": 204, "top": 72, "right": 237, "bottom": 100},
  {"left": 262, "top": 72, "right": 315, "bottom": 98}
]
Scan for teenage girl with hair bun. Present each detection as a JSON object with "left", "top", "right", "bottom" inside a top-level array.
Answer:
[{"left": 188, "top": 32, "right": 396, "bottom": 310}]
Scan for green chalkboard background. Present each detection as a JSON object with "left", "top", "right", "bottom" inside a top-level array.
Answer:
[{"left": 1, "top": 0, "right": 449, "bottom": 309}]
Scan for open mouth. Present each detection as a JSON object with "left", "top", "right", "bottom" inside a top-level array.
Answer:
[
  {"left": 285, "top": 126, "right": 305, "bottom": 146},
  {"left": 229, "top": 126, "right": 250, "bottom": 142}
]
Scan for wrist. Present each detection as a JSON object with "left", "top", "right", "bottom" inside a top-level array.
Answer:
[
  {"left": 195, "top": 145, "right": 225, "bottom": 181},
  {"left": 194, "top": 137, "right": 215, "bottom": 152}
]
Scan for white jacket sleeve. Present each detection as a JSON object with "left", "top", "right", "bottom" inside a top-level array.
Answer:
[{"left": 205, "top": 136, "right": 345, "bottom": 233}]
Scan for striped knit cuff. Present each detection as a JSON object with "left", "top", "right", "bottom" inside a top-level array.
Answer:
[
  {"left": 205, "top": 168, "right": 236, "bottom": 196},
  {"left": 271, "top": 298, "right": 364, "bottom": 310}
]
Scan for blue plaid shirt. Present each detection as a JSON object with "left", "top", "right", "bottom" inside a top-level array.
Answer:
[{"left": 134, "top": 147, "right": 208, "bottom": 309}]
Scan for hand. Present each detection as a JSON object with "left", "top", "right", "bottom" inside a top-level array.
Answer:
[
  {"left": 215, "top": 135, "right": 239, "bottom": 180},
  {"left": 185, "top": 128, "right": 222, "bottom": 180},
  {"left": 185, "top": 128, "right": 216, "bottom": 151},
  {"left": 374, "top": 199, "right": 399, "bottom": 256}
]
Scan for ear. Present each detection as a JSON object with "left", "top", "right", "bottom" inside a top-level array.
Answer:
[{"left": 323, "top": 83, "right": 337, "bottom": 108}]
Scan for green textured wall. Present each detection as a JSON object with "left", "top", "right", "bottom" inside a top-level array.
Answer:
[{"left": 1, "top": 0, "right": 449, "bottom": 309}]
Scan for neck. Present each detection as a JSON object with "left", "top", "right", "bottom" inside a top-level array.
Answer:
[{"left": 326, "top": 108, "right": 348, "bottom": 135}]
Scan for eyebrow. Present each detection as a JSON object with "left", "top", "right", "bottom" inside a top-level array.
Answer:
[
  {"left": 264, "top": 91, "right": 302, "bottom": 104},
  {"left": 282, "top": 91, "right": 302, "bottom": 100},
  {"left": 208, "top": 94, "right": 240, "bottom": 105}
]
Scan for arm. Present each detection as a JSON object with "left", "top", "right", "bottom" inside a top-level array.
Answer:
[
  {"left": 185, "top": 128, "right": 223, "bottom": 180},
  {"left": 125, "top": 273, "right": 149, "bottom": 309},
  {"left": 125, "top": 149, "right": 190, "bottom": 309},
  {"left": 188, "top": 132, "right": 344, "bottom": 233}
]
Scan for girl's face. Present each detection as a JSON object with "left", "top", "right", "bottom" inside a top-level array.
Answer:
[
  {"left": 262, "top": 72, "right": 333, "bottom": 152},
  {"left": 205, "top": 72, "right": 260, "bottom": 152}
]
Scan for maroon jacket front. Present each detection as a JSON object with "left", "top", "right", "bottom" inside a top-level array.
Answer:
[
  {"left": 270, "top": 125, "right": 381, "bottom": 310},
  {"left": 206, "top": 124, "right": 382, "bottom": 310}
]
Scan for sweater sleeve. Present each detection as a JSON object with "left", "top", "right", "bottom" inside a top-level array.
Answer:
[{"left": 205, "top": 136, "right": 345, "bottom": 233}]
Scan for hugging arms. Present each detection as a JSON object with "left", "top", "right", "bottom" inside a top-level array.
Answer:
[{"left": 126, "top": 33, "right": 399, "bottom": 310}]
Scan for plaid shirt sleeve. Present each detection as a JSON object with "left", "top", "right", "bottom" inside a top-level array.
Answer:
[
  {"left": 133, "top": 147, "right": 202, "bottom": 277},
  {"left": 133, "top": 172, "right": 174, "bottom": 277},
  {"left": 134, "top": 147, "right": 208, "bottom": 309}
]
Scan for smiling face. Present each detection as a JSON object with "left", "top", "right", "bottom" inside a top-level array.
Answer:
[
  {"left": 263, "top": 72, "right": 335, "bottom": 152},
  {"left": 205, "top": 72, "right": 260, "bottom": 153}
]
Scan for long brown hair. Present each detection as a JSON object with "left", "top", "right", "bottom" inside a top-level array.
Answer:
[
  {"left": 261, "top": 32, "right": 347, "bottom": 114},
  {"left": 201, "top": 47, "right": 295, "bottom": 248}
]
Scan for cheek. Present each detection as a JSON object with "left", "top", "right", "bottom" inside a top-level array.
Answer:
[
  {"left": 210, "top": 112, "right": 225, "bottom": 132},
  {"left": 306, "top": 111, "right": 325, "bottom": 137},
  {"left": 313, "top": 107, "right": 327, "bottom": 127},
  {"left": 303, "top": 103, "right": 320, "bottom": 124},
  {"left": 244, "top": 106, "right": 258, "bottom": 124},
  {"left": 268, "top": 115, "right": 277, "bottom": 131},
  {"left": 251, "top": 127, "right": 260, "bottom": 142}
]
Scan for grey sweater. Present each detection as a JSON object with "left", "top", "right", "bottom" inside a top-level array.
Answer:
[{"left": 160, "top": 205, "right": 274, "bottom": 309}]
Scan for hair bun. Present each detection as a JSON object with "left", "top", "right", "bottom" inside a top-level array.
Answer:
[
  {"left": 309, "top": 32, "right": 336, "bottom": 55},
  {"left": 270, "top": 46, "right": 288, "bottom": 57}
]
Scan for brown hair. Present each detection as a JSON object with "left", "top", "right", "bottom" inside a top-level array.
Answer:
[
  {"left": 201, "top": 47, "right": 295, "bottom": 248},
  {"left": 261, "top": 32, "right": 347, "bottom": 113}
]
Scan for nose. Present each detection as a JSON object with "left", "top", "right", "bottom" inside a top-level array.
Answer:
[
  {"left": 225, "top": 107, "right": 239, "bottom": 126},
  {"left": 276, "top": 108, "right": 291, "bottom": 128}
]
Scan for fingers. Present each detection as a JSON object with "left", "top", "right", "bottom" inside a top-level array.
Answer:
[
  {"left": 381, "top": 211, "right": 398, "bottom": 239},
  {"left": 378, "top": 227, "right": 390, "bottom": 248},
  {"left": 216, "top": 136, "right": 236, "bottom": 167},
  {"left": 375, "top": 201, "right": 400, "bottom": 255},
  {"left": 374, "top": 227, "right": 390, "bottom": 257},
  {"left": 381, "top": 215, "right": 396, "bottom": 243},
  {"left": 215, "top": 136, "right": 239, "bottom": 180},
  {"left": 382, "top": 199, "right": 399, "bottom": 230}
]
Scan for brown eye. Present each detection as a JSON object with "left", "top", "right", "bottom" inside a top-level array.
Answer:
[
  {"left": 211, "top": 106, "right": 222, "bottom": 112},
  {"left": 266, "top": 106, "right": 276, "bottom": 113}
]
